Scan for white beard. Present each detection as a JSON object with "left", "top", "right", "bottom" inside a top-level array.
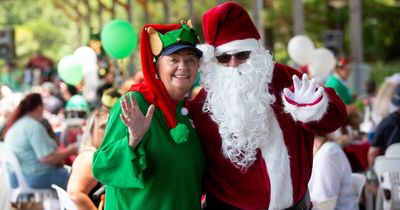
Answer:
[{"left": 200, "top": 47, "right": 276, "bottom": 171}]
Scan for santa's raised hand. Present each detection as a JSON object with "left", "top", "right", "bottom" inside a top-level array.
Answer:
[
  {"left": 282, "top": 73, "right": 329, "bottom": 123},
  {"left": 120, "top": 94, "right": 155, "bottom": 149},
  {"left": 283, "top": 74, "right": 323, "bottom": 105}
]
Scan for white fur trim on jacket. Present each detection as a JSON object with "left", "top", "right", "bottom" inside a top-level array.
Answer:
[
  {"left": 260, "top": 113, "right": 293, "bottom": 209},
  {"left": 282, "top": 91, "right": 329, "bottom": 123}
]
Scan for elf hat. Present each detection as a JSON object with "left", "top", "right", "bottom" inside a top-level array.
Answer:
[
  {"left": 202, "top": 2, "right": 261, "bottom": 55},
  {"left": 131, "top": 21, "right": 201, "bottom": 143},
  {"left": 147, "top": 20, "right": 202, "bottom": 57}
]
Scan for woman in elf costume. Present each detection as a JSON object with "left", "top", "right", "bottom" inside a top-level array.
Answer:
[{"left": 92, "top": 21, "right": 205, "bottom": 210}]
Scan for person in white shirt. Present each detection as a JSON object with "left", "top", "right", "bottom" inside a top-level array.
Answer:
[{"left": 309, "top": 136, "right": 359, "bottom": 210}]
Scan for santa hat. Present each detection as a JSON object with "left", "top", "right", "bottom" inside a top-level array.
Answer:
[
  {"left": 130, "top": 21, "right": 201, "bottom": 143},
  {"left": 202, "top": 2, "right": 261, "bottom": 55},
  {"left": 336, "top": 56, "right": 350, "bottom": 68}
]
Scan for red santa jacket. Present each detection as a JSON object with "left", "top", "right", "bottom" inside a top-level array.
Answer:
[{"left": 189, "top": 63, "right": 347, "bottom": 209}]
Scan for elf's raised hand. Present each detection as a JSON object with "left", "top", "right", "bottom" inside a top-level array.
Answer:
[
  {"left": 120, "top": 93, "right": 155, "bottom": 149},
  {"left": 283, "top": 74, "right": 323, "bottom": 105}
]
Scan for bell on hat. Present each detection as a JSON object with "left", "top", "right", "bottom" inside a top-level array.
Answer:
[{"left": 202, "top": 2, "right": 261, "bottom": 54}]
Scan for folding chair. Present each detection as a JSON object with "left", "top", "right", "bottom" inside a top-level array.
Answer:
[
  {"left": 352, "top": 173, "right": 366, "bottom": 202},
  {"left": 312, "top": 196, "right": 338, "bottom": 210},
  {"left": 373, "top": 156, "right": 400, "bottom": 210},
  {"left": 0, "top": 144, "right": 53, "bottom": 203},
  {"left": 385, "top": 143, "right": 400, "bottom": 158},
  {"left": 380, "top": 171, "right": 400, "bottom": 210},
  {"left": 51, "top": 184, "right": 77, "bottom": 210},
  {"left": 0, "top": 160, "right": 11, "bottom": 210}
]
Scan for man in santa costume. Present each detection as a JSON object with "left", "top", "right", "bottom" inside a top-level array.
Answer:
[{"left": 189, "top": 2, "right": 347, "bottom": 210}]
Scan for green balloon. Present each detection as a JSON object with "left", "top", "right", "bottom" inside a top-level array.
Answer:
[
  {"left": 101, "top": 19, "right": 138, "bottom": 59},
  {"left": 57, "top": 55, "right": 83, "bottom": 85}
]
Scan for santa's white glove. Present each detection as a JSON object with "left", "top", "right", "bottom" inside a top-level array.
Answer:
[{"left": 283, "top": 74, "right": 323, "bottom": 105}]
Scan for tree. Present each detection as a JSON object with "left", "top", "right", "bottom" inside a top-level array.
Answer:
[{"left": 0, "top": 0, "right": 78, "bottom": 67}]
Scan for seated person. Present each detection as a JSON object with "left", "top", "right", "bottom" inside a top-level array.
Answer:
[
  {"left": 368, "top": 85, "right": 400, "bottom": 166},
  {"left": 67, "top": 104, "right": 113, "bottom": 209},
  {"left": 62, "top": 94, "right": 91, "bottom": 165},
  {"left": 325, "top": 57, "right": 364, "bottom": 147},
  {"left": 309, "top": 136, "right": 359, "bottom": 210},
  {"left": 3, "top": 93, "right": 77, "bottom": 189},
  {"left": 325, "top": 56, "right": 363, "bottom": 115}
]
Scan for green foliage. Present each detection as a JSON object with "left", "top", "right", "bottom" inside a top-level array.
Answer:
[
  {"left": 1, "top": 0, "right": 399, "bottom": 76},
  {"left": 0, "top": 0, "right": 77, "bottom": 68},
  {"left": 363, "top": 1, "right": 400, "bottom": 61},
  {"left": 369, "top": 61, "right": 400, "bottom": 85}
]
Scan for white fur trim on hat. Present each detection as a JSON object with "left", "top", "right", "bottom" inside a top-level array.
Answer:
[
  {"left": 215, "top": 38, "right": 260, "bottom": 55},
  {"left": 197, "top": 44, "right": 215, "bottom": 63},
  {"left": 282, "top": 91, "right": 329, "bottom": 123}
]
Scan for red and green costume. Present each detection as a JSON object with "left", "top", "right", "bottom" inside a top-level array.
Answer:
[{"left": 92, "top": 23, "right": 205, "bottom": 210}]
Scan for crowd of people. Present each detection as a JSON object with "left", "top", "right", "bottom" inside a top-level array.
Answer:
[{"left": 0, "top": 1, "right": 399, "bottom": 210}]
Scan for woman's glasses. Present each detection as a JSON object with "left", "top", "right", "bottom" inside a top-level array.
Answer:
[{"left": 215, "top": 51, "right": 251, "bottom": 64}]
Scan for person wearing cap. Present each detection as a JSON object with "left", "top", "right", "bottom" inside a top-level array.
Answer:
[
  {"left": 92, "top": 21, "right": 205, "bottom": 210},
  {"left": 325, "top": 56, "right": 362, "bottom": 115},
  {"left": 189, "top": 2, "right": 346, "bottom": 210},
  {"left": 367, "top": 84, "right": 400, "bottom": 166}
]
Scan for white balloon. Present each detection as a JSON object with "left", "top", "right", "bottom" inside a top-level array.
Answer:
[
  {"left": 308, "top": 48, "right": 336, "bottom": 80},
  {"left": 288, "top": 35, "right": 315, "bottom": 66},
  {"left": 82, "top": 63, "right": 100, "bottom": 103},
  {"left": 73, "top": 46, "right": 97, "bottom": 74},
  {"left": 74, "top": 46, "right": 97, "bottom": 66}
]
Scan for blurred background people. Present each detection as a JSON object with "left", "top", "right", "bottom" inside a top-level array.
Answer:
[
  {"left": 96, "top": 66, "right": 116, "bottom": 104},
  {"left": 3, "top": 93, "right": 77, "bottom": 189},
  {"left": 309, "top": 135, "right": 358, "bottom": 210},
  {"left": 368, "top": 84, "right": 400, "bottom": 166},
  {"left": 67, "top": 107, "right": 110, "bottom": 210},
  {"left": 326, "top": 56, "right": 362, "bottom": 115},
  {"left": 0, "top": 61, "right": 23, "bottom": 91},
  {"left": 371, "top": 73, "right": 400, "bottom": 127},
  {"left": 100, "top": 87, "right": 121, "bottom": 110},
  {"left": 121, "top": 71, "right": 144, "bottom": 94},
  {"left": 40, "top": 81, "right": 63, "bottom": 116},
  {"left": 325, "top": 56, "right": 364, "bottom": 146}
]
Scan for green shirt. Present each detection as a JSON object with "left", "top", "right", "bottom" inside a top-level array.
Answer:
[
  {"left": 92, "top": 92, "right": 205, "bottom": 210},
  {"left": 325, "top": 74, "right": 353, "bottom": 105}
]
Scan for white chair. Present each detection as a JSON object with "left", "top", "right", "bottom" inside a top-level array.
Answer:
[
  {"left": 0, "top": 160, "right": 11, "bottom": 210},
  {"left": 373, "top": 156, "right": 400, "bottom": 210},
  {"left": 385, "top": 143, "right": 400, "bottom": 158},
  {"left": 380, "top": 171, "right": 400, "bottom": 210},
  {"left": 51, "top": 184, "right": 77, "bottom": 210},
  {"left": 352, "top": 173, "right": 366, "bottom": 202},
  {"left": 312, "top": 196, "right": 338, "bottom": 210},
  {"left": 0, "top": 144, "right": 53, "bottom": 203}
]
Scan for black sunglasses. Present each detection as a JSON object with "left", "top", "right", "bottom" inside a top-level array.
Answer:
[{"left": 215, "top": 51, "right": 251, "bottom": 64}]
